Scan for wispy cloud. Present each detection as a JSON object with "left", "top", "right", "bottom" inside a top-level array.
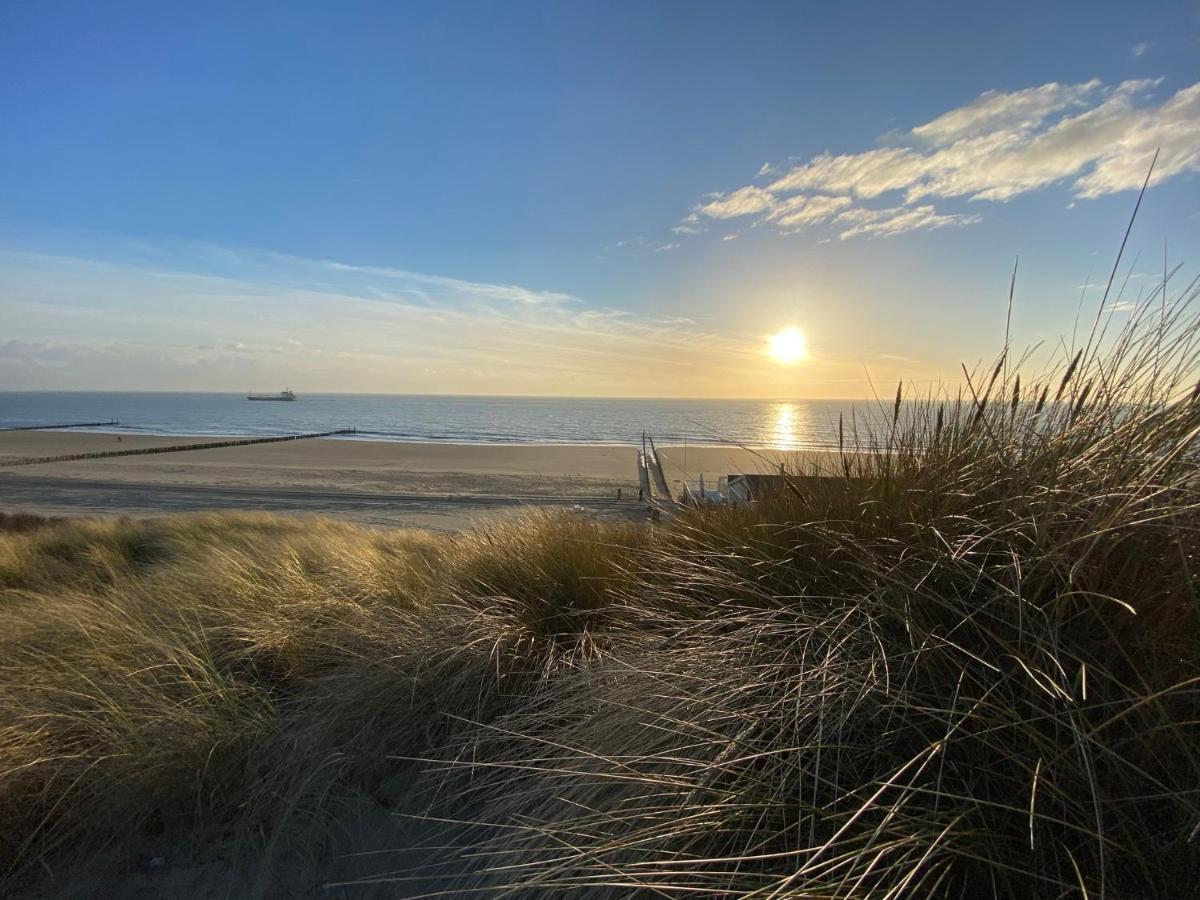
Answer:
[
  {"left": 671, "top": 214, "right": 703, "bottom": 235},
  {"left": 764, "top": 194, "right": 853, "bottom": 228},
  {"left": 0, "top": 246, "right": 794, "bottom": 396},
  {"left": 1132, "top": 41, "right": 1152, "bottom": 58},
  {"left": 835, "top": 205, "right": 982, "bottom": 240},
  {"left": 320, "top": 260, "right": 578, "bottom": 307},
  {"left": 909, "top": 79, "right": 1102, "bottom": 145},
  {"left": 680, "top": 78, "right": 1200, "bottom": 240},
  {"left": 698, "top": 186, "right": 776, "bottom": 219}
]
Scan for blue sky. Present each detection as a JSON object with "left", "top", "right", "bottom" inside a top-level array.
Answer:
[{"left": 1, "top": 1, "right": 1198, "bottom": 396}]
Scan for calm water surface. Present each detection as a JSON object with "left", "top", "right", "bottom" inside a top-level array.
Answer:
[{"left": 0, "top": 393, "right": 898, "bottom": 450}]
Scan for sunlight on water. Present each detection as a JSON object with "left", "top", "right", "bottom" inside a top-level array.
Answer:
[
  {"left": 769, "top": 402, "right": 806, "bottom": 450},
  {"left": 0, "top": 393, "right": 887, "bottom": 448}
]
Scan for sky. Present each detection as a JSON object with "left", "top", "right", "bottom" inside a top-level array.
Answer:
[{"left": 1, "top": 0, "right": 1198, "bottom": 398}]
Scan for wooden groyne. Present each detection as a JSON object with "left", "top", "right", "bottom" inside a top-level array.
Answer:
[
  {"left": 0, "top": 421, "right": 119, "bottom": 432},
  {"left": 0, "top": 429, "right": 357, "bottom": 468}
]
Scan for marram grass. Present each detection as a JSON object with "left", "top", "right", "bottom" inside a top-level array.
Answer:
[{"left": 3, "top": 280, "right": 1200, "bottom": 896}]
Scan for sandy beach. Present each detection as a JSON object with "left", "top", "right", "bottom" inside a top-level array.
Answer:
[{"left": 0, "top": 431, "right": 828, "bottom": 529}]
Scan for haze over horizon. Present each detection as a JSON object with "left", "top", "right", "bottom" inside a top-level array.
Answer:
[{"left": 2, "top": 1, "right": 1199, "bottom": 398}]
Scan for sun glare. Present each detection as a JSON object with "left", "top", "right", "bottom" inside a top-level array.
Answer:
[{"left": 767, "top": 327, "right": 807, "bottom": 364}]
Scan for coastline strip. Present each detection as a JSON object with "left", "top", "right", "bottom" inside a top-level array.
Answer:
[{"left": 0, "top": 429, "right": 358, "bottom": 468}]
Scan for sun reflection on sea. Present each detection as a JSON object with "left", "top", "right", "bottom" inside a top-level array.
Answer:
[{"left": 770, "top": 402, "right": 808, "bottom": 450}]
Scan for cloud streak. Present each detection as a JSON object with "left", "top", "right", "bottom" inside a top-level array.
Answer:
[
  {"left": 682, "top": 78, "right": 1200, "bottom": 240},
  {"left": 0, "top": 246, "right": 793, "bottom": 397},
  {"left": 321, "top": 260, "right": 579, "bottom": 307},
  {"left": 835, "top": 205, "right": 982, "bottom": 240}
]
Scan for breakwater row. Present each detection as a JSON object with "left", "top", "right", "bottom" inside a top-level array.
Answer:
[
  {"left": 0, "top": 429, "right": 357, "bottom": 468},
  {"left": 0, "top": 421, "right": 120, "bottom": 432}
]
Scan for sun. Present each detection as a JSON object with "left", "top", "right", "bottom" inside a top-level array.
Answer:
[{"left": 766, "top": 327, "right": 808, "bottom": 364}]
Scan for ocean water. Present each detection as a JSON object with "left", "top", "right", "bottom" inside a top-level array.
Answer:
[{"left": 0, "top": 392, "right": 892, "bottom": 450}]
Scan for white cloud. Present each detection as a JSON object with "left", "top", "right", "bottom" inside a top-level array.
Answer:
[
  {"left": 911, "top": 79, "right": 1102, "bottom": 145},
  {"left": 682, "top": 78, "right": 1200, "bottom": 241},
  {"left": 764, "top": 194, "right": 853, "bottom": 227},
  {"left": 901, "top": 79, "right": 1178, "bottom": 202},
  {"left": 836, "top": 205, "right": 982, "bottom": 240},
  {"left": 768, "top": 147, "right": 923, "bottom": 199},
  {"left": 1073, "top": 82, "right": 1200, "bottom": 196},
  {"left": 655, "top": 242, "right": 680, "bottom": 252},
  {"left": 1132, "top": 41, "right": 1151, "bottom": 58},
  {"left": 697, "top": 185, "right": 777, "bottom": 218},
  {"left": 671, "top": 212, "right": 703, "bottom": 235}
]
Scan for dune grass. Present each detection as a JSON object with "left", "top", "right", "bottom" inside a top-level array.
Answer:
[{"left": 3, "top": 267, "right": 1200, "bottom": 895}]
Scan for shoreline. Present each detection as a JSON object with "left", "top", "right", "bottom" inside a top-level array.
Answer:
[
  {"left": 1, "top": 431, "right": 841, "bottom": 528},
  {"left": 2, "top": 425, "right": 842, "bottom": 452}
]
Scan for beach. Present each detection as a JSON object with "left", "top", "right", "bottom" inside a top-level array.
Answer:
[{"left": 0, "top": 431, "right": 827, "bottom": 529}]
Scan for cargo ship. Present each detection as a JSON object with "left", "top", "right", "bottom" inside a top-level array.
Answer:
[{"left": 247, "top": 389, "right": 297, "bottom": 401}]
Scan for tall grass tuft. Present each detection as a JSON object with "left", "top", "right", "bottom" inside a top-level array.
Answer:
[{"left": 418, "top": 261, "right": 1200, "bottom": 897}]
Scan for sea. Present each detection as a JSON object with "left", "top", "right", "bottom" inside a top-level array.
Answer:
[{"left": 0, "top": 392, "right": 893, "bottom": 450}]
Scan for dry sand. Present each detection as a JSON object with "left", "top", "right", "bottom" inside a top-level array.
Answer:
[
  {"left": 0, "top": 431, "right": 840, "bottom": 529},
  {"left": 0, "top": 432, "right": 639, "bottom": 495}
]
